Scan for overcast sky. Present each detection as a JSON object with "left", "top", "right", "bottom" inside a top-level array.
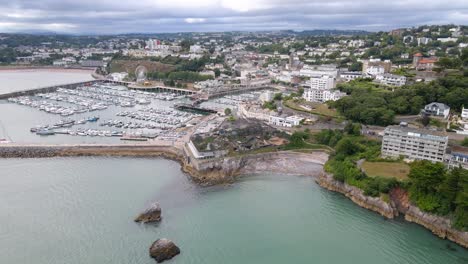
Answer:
[{"left": 0, "top": 0, "right": 467, "bottom": 34}]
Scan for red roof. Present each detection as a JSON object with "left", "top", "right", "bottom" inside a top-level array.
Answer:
[
  {"left": 419, "top": 58, "right": 437, "bottom": 64},
  {"left": 414, "top": 53, "right": 423, "bottom": 57}
]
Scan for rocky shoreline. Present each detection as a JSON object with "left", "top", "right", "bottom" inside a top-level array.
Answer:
[
  {"left": 1, "top": 144, "right": 467, "bottom": 248},
  {"left": 317, "top": 172, "right": 468, "bottom": 248}
]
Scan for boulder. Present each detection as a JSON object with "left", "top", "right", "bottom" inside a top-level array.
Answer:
[
  {"left": 149, "top": 238, "right": 180, "bottom": 263},
  {"left": 135, "top": 203, "right": 162, "bottom": 223}
]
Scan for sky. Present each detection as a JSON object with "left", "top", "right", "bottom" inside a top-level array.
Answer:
[{"left": 0, "top": 0, "right": 467, "bottom": 34}]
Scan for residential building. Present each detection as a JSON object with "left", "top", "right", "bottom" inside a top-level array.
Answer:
[
  {"left": 299, "top": 64, "right": 338, "bottom": 78},
  {"left": 365, "top": 65, "right": 385, "bottom": 76},
  {"left": 339, "top": 71, "right": 363, "bottom": 82},
  {"left": 422, "top": 102, "right": 450, "bottom": 119},
  {"left": 381, "top": 125, "right": 448, "bottom": 163},
  {"left": 417, "top": 37, "right": 431, "bottom": 46},
  {"left": 413, "top": 53, "right": 438, "bottom": 71},
  {"left": 461, "top": 107, "right": 468, "bottom": 120},
  {"left": 269, "top": 115, "right": 303, "bottom": 127},
  {"left": 303, "top": 88, "right": 346, "bottom": 102},
  {"left": 437, "top": 37, "right": 458, "bottom": 43},
  {"left": 309, "top": 75, "right": 336, "bottom": 90},
  {"left": 362, "top": 59, "right": 392, "bottom": 74},
  {"left": 375, "top": 74, "right": 407, "bottom": 87},
  {"left": 447, "top": 151, "right": 468, "bottom": 170}
]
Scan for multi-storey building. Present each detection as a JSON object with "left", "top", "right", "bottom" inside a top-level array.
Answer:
[
  {"left": 339, "top": 71, "right": 363, "bottom": 82},
  {"left": 303, "top": 88, "right": 346, "bottom": 103},
  {"left": 269, "top": 115, "right": 303, "bottom": 127},
  {"left": 309, "top": 75, "right": 336, "bottom": 90},
  {"left": 375, "top": 73, "right": 407, "bottom": 87},
  {"left": 381, "top": 125, "right": 448, "bottom": 162}
]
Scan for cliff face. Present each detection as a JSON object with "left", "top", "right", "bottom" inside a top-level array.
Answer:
[
  {"left": 316, "top": 173, "right": 398, "bottom": 219},
  {"left": 389, "top": 188, "right": 468, "bottom": 248},
  {"left": 186, "top": 151, "right": 328, "bottom": 186},
  {"left": 318, "top": 174, "right": 468, "bottom": 248}
]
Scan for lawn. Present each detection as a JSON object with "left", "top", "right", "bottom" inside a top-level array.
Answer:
[
  {"left": 361, "top": 161, "right": 410, "bottom": 180},
  {"left": 284, "top": 99, "right": 339, "bottom": 118}
]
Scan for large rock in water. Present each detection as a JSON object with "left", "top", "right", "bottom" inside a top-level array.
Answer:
[
  {"left": 149, "top": 238, "right": 180, "bottom": 263},
  {"left": 135, "top": 203, "right": 162, "bottom": 223}
]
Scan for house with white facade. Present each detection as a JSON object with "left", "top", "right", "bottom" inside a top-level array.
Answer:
[
  {"left": 422, "top": 102, "right": 450, "bottom": 119},
  {"left": 375, "top": 74, "right": 407, "bottom": 87},
  {"left": 303, "top": 88, "right": 346, "bottom": 103},
  {"left": 339, "top": 71, "right": 363, "bottom": 82},
  {"left": 269, "top": 115, "right": 303, "bottom": 127}
]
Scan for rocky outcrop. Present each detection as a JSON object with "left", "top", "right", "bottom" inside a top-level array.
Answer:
[
  {"left": 316, "top": 173, "right": 399, "bottom": 219},
  {"left": 389, "top": 188, "right": 468, "bottom": 248},
  {"left": 187, "top": 151, "right": 328, "bottom": 186},
  {"left": 319, "top": 174, "right": 468, "bottom": 248},
  {"left": 149, "top": 239, "right": 180, "bottom": 263},
  {"left": 135, "top": 203, "right": 162, "bottom": 223}
]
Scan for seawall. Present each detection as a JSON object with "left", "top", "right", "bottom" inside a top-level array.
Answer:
[{"left": 317, "top": 173, "right": 468, "bottom": 248}]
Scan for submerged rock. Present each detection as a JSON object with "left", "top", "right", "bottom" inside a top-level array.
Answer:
[
  {"left": 135, "top": 203, "right": 162, "bottom": 223},
  {"left": 149, "top": 238, "right": 180, "bottom": 263}
]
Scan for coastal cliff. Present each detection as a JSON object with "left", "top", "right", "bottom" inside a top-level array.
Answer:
[
  {"left": 316, "top": 173, "right": 398, "bottom": 219},
  {"left": 318, "top": 173, "right": 468, "bottom": 248},
  {"left": 184, "top": 151, "right": 328, "bottom": 185},
  {"left": 390, "top": 187, "right": 468, "bottom": 248}
]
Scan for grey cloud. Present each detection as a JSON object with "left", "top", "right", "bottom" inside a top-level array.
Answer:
[{"left": 0, "top": 0, "right": 466, "bottom": 33}]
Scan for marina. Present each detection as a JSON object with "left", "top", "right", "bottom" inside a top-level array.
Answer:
[{"left": 2, "top": 82, "right": 201, "bottom": 143}]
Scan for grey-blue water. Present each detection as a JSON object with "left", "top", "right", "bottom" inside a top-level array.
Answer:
[{"left": 0, "top": 157, "right": 466, "bottom": 264}]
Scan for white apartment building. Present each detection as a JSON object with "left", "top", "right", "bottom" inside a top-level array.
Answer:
[
  {"left": 417, "top": 37, "right": 431, "bottom": 46},
  {"left": 339, "top": 71, "right": 363, "bottom": 82},
  {"left": 366, "top": 65, "right": 385, "bottom": 76},
  {"left": 269, "top": 115, "right": 303, "bottom": 127},
  {"left": 309, "top": 75, "right": 336, "bottom": 90},
  {"left": 381, "top": 125, "right": 448, "bottom": 163},
  {"left": 303, "top": 88, "right": 346, "bottom": 103},
  {"left": 461, "top": 107, "right": 468, "bottom": 121},
  {"left": 375, "top": 74, "right": 407, "bottom": 87},
  {"left": 299, "top": 65, "right": 338, "bottom": 78}
]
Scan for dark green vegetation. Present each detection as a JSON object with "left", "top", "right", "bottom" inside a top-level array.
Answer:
[
  {"left": 149, "top": 71, "right": 213, "bottom": 83},
  {"left": 320, "top": 125, "right": 468, "bottom": 230},
  {"left": 321, "top": 129, "right": 399, "bottom": 197},
  {"left": 262, "top": 100, "right": 277, "bottom": 111},
  {"left": 461, "top": 137, "right": 468, "bottom": 147},
  {"left": 110, "top": 55, "right": 223, "bottom": 83},
  {"left": 408, "top": 161, "right": 468, "bottom": 230},
  {"left": 331, "top": 76, "right": 468, "bottom": 126}
]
